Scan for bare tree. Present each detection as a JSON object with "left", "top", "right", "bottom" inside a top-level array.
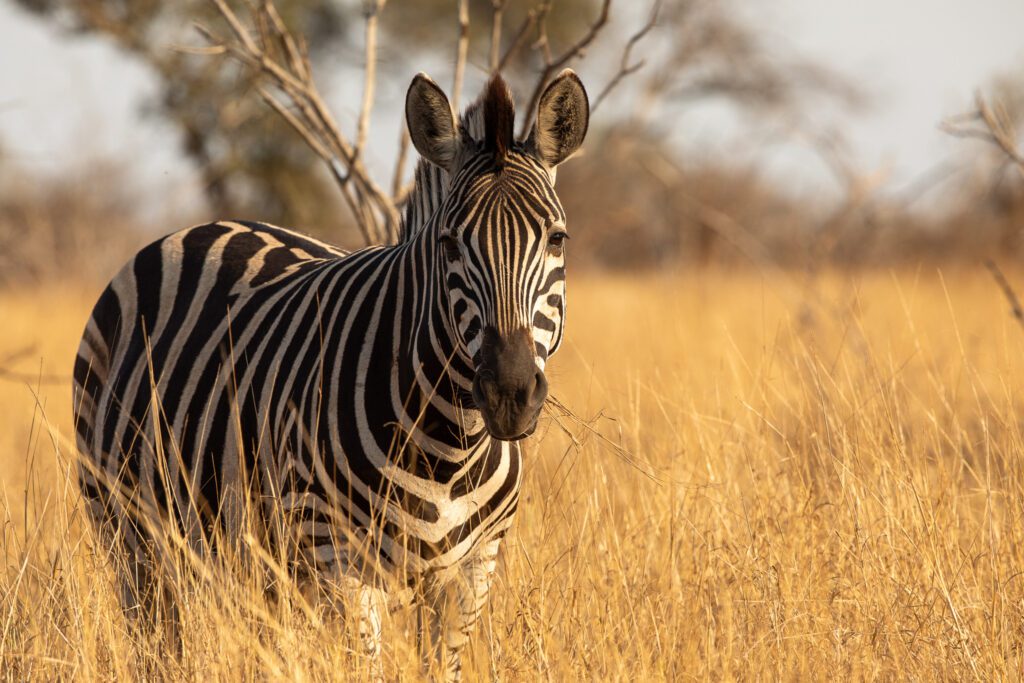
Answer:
[
  {"left": 14, "top": 0, "right": 352, "bottom": 229},
  {"left": 198, "top": 0, "right": 662, "bottom": 247},
  {"left": 13, "top": 0, "right": 875, "bottom": 267},
  {"left": 942, "top": 90, "right": 1024, "bottom": 175},
  {"left": 196, "top": 0, "right": 400, "bottom": 245},
  {"left": 550, "top": 0, "right": 867, "bottom": 269},
  {"left": 942, "top": 79, "right": 1024, "bottom": 260}
]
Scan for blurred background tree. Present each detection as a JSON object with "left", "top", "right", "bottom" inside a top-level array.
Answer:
[
  {"left": 948, "top": 76, "right": 1024, "bottom": 256},
  {"left": 13, "top": 0, "right": 352, "bottom": 230},
  {"left": 5, "top": 0, "right": 1020, "bottom": 281},
  {"left": 10, "top": 0, "right": 602, "bottom": 235},
  {"left": 9, "top": 0, "right": 843, "bottom": 246}
]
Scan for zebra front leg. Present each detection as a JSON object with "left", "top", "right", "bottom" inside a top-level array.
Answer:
[
  {"left": 419, "top": 538, "right": 501, "bottom": 682},
  {"left": 353, "top": 582, "right": 386, "bottom": 680},
  {"left": 323, "top": 569, "right": 388, "bottom": 681}
]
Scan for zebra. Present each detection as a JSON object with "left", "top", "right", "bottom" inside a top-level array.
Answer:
[{"left": 72, "top": 70, "right": 588, "bottom": 679}]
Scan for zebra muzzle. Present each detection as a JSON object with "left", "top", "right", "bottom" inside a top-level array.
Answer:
[{"left": 471, "top": 326, "right": 548, "bottom": 440}]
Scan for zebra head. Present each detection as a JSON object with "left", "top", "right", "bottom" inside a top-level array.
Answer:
[{"left": 406, "top": 71, "right": 589, "bottom": 440}]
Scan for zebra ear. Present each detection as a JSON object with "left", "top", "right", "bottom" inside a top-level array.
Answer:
[
  {"left": 406, "top": 73, "right": 461, "bottom": 172},
  {"left": 527, "top": 69, "right": 589, "bottom": 169}
]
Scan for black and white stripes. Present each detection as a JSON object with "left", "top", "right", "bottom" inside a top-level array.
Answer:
[{"left": 73, "top": 71, "right": 588, "bottom": 680}]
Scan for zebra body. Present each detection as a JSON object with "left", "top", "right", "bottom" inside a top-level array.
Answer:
[{"left": 73, "top": 72, "right": 588, "bottom": 679}]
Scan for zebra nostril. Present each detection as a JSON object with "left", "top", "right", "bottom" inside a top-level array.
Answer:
[
  {"left": 476, "top": 370, "right": 500, "bottom": 404},
  {"left": 530, "top": 370, "right": 548, "bottom": 406}
]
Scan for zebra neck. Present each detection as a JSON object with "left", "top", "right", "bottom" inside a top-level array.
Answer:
[
  {"left": 394, "top": 228, "right": 489, "bottom": 460},
  {"left": 399, "top": 160, "right": 448, "bottom": 243}
]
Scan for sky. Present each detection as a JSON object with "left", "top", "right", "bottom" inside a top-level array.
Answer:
[
  {"left": 747, "top": 0, "right": 1024, "bottom": 201},
  {"left": 1, "top": 0, "right": 1023, "bottom": 213}
]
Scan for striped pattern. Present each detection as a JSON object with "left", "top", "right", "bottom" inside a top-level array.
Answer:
[{"left": 72, "top": 75, "right": 580, "bottom": 680}]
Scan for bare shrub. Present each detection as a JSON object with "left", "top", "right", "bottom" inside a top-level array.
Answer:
[{"left": 0, "top": 159, "right": 147, "bottom": 286}]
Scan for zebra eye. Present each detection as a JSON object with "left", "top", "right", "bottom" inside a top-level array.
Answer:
[
  {"left": 438, "top": 233, "right": 461, "bottom": 261},
  {"left": 548, "top": 231, "right": 569, "bottom": 250}
]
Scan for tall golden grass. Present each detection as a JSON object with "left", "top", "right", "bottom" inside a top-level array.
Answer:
[{"left": 2, "top": 268, "right": 1024, "bottom": 680}]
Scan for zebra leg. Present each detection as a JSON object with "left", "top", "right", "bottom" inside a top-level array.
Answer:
[
  {"left": 85, "top": 493, "right": 157, "bottom": 623},
  {"left": 322, "top": 568, "right": 387, "bottom": 681},
  {"left": 87, "top": 503, "right": 180, "bottom": 679},
  {"left": 353, "top": 582, "right": 386, "bottom": 680},
  {"left": 115, "top": 523, "right": 181, "bottom": 647},
  {"left": 419, "top": 538, "right": 501, "bottom": 682}
]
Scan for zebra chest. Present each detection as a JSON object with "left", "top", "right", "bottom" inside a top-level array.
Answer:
[{"left": 391, "top": 439, "right": 520, "bottom": 569}]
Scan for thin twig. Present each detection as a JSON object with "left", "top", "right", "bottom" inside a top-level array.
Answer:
[
  {"left": 452, "top": 0, "right": 470, "bottom": 112},
  {"left": 258, "top": 85, "right": 367, "bottom": 237},
  {"left": 489, "top": 0, "right": 505, "bottom": 73},
  {"left": 356, "top": 0, "right": 385, "bottom": 157},
  {"left": 519, "top": 0, "right": 612, "bottom": 137},
  {"left": 211, "top": 0, "right": 259, "bottom": 53},
  {"left": 984, "top": 259, "right": 1024, "bottom": 332},
  {"left": 941, "top": 91, "right": 1024, "bottom": 173},
  {"left": 0, "top": 368, "right": 70, "bottom": 386},
  {"left": 0, "top": 348, "right": 68, "bottom": 385},
  {"left": 173, "top": 44, "right": 228, "bottom": 56},
  {"left": 496, "top": 7, "right": 537, "bottom": 73},
  {"left": 592, "top": 0, "right": 660, "bottom": 112},
  {"left": 198, "top": 0, "right": 401, "bottom": 246},
  {"left": 263, "top": 0, "right": 309, "bottom": 79},
  {"left": 391, "top": 128, "right": 411, "bottom": 201},
  {"left": 543, "top": 394, "right": 661, "bottom": 484},
  {"left": 259, "top": 87, "right": 330, "bottom": 160}
]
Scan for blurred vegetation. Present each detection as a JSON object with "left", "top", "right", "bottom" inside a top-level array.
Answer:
[
  {"left": 0, "top": 156, "right": 142, "bottom": 286},
  {"left": 943, "top": 76, "right": 1024, "bottom": 257},
  {"left": 380, "top": 0, "right": 596, "bottom": 68},
  {"left": 10, "top": 0, "right": 599, "bottom": 233},
  {"left": 1, "top": 1, "right": 1022, "bottom": 282},
  {"left": 559, "top": 110, "right": 1024, "bottom": 270},
  {"left": 13, "top": 0, "right": 354, "bottom": 229}
]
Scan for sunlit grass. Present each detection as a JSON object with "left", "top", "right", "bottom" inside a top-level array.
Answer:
[{"left": 1, "top": 267, "right": 1023, "bottom": 680}]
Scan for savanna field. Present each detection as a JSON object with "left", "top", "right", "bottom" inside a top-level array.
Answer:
[{"left": 2, "top": 267, "right": 1024, "bottom": 681}]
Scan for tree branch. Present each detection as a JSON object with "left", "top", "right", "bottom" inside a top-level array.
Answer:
[
  {"left": 592, "top": 0, "right": 660, "bottom": 112},
  {"left": 198, "top": 0, "right": 401, "bottom": 246},
  {"left": 392, "top": 127, "right": 411, "bottom": 201},
  {"left": 490, "top": 0, "right": 505, "bottom": 73},
  {"left": 496, "top": 6, "right": 538, "bottom": 73},
  {"left": 451, "top": 0, "right": 470, "bottom": 112},
  {"left": 519, "top": 0, "right": 612, "bottom": 138},
  {"left": 941, "top": 91, "right": 1024, "bottom": 174},
  {"left": 985, "top": 259, "right": 1024, "bottom": 332},
  {"left": 356, "top": 0, "right": 385, "bottom": 157}
]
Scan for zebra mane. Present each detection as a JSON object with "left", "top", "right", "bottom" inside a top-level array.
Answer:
[
  {"left": 398, "top": 75, "right": 516, "bottom": 243},
  {"left": 483, "top": 75, "right": 515, "bottom": 165}
]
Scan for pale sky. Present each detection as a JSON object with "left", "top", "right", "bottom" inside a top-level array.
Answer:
[
  {"left": 747, "top": 0, "right": 1024, "bottom": 201},
  {"left": 1, "top": 0, "right": 1023, "bottom": 213}
]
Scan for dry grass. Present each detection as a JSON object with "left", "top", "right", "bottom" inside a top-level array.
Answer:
[{"left": 2, "top": 268, "right": 1024, "bottom": 680}]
